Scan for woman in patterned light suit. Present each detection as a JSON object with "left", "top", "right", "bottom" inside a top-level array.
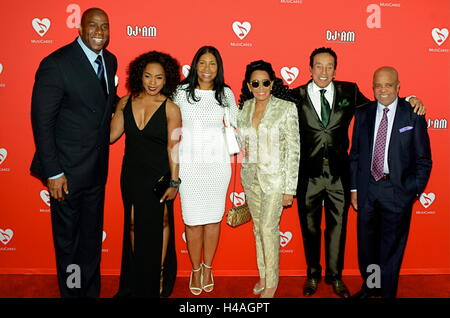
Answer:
[{"left": 237, "top": 60, "right": 300, "bottom": 298}]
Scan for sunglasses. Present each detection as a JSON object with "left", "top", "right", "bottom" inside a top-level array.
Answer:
[{"left": 250, "top": 79, "right": 271, "bottom": 88}]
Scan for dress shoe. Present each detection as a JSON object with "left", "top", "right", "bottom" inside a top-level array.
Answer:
[
  {"left": 325, "top": 278, "right": 350, "bottom": 298},
  {"left": 303, "top": 277, "right": 320, "bottom": 296},
  {"left": 351, "top": 289, "right": 372, "bottom": 299}
]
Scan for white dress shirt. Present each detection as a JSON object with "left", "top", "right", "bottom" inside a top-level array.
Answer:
[{"left": 307, "top": 81, "right": 334, "bottom": 120}]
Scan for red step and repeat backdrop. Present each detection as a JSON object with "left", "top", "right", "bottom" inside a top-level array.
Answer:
[{"left": 0, "top": 0, "right": 448, "bottom": 277}]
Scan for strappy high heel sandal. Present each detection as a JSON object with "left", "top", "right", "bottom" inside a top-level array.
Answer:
[
  {"left": 253, "top": 283, "right": 265, "bottom": 295},
  {"left": 189, "top": 266, "right": 203, "bottom": 296},
  {"left": 160, "top": 266, "right": 164, "bottom": 295},
  {"left": 201, "top": 263, "right": 214, "bottom": 293}
]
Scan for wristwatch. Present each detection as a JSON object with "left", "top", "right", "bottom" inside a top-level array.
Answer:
[{"left": 169, "top": 178, "right": 182, "bottom": 189}]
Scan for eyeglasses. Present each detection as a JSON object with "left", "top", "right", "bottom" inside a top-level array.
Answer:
[{"left": 250, "top": 79, "right": 271, "bottom": 88}]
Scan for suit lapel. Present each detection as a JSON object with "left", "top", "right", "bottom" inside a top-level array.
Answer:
[
  {"left": 68, "top": 40, "right": 107, "bottom": 111},
  {"left": 302, "top": 82, "right": 324, "bottom": 127},
  {"left": 387, "top": 99, "right": 407, "bottom": 162},
  {"left": 367, "top": 102, "right": 378, "bottom": 158}
]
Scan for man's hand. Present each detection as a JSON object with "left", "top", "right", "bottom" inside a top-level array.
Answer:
[
  {"left": 408, "top": 97, "right": 426, "bottom": 115},
  {"left": 282, "top": 194, "right": 294, "bottom": 207},
  {"left": 47, "top": 175, "right": 68, "bottom": 201},
  {"left": 351, "top": 191, "right": 358, "bottom": 211}
]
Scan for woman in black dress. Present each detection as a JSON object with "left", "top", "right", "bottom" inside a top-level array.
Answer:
[{"left": 111, "top": 51, "right": 181, "bottom": 297}]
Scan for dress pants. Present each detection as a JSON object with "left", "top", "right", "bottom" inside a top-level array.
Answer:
[
  {"left": 357, "top": 177, "right": 413, "bottom": 298},
  {"left": 297, "top": 160, "right": 348, "bottom": 280},
  {"left": 50, "top": 183, "right": 105, "bottom": 298},
  {"left": 244, "top": 175, "right": 283, "bottom": 289}
]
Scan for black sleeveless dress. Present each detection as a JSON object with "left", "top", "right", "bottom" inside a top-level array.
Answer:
[{"left": 115, "top": 97, "right": 177, "bottom": 298}]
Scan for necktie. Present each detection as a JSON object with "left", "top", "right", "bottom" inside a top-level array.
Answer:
[
  {"left": 371, "top": 107, "right": 389, "bottom": 181},
  {"left": 320, "top": 89, "right": 331, "bottom": 126},
  {"left": 94, "top": 55, "right": 108, "bottom": 96}
]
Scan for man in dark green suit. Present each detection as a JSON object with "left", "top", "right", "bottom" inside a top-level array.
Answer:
[{"left": 289, "top": 47, "right": 424, "bottom": 298}]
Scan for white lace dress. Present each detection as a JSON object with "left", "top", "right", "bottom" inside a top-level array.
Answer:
[{"left": 173, "top": 85, "right": 238, "bottom": 226}]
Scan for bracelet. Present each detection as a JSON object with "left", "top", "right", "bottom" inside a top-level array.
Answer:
[{"left": 169, "top": 178, "right": 181, "bottom": 188}]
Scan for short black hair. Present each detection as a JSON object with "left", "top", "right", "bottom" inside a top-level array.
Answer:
[
  {"left": 309, "top": 47, "right": 337, "bottom": 69},
  {"left": 238, "top": 60, "right": 291, "bottom": 107},
  {"left": 126, "top": 51, "right": 180, "bottom": 99},
  {"left": 81, "top": 8, "right": 108, "bottom": 25}
]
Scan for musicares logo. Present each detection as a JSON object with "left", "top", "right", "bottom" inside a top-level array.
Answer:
[
  {"left": 32, "top": 18, "right": 51, "bottom": 37},
  {"left": 280, "top": 231, "right": 292, "bottom": 247},
  {"left": 182, "top": 65, "right": 191, "bottom": 79},
  {"left": 419, "top": 193, "right": 435, "bottom": 209},
  {"left": 232, "top": 21, "right": 251, "bottom": 40},
  {"left": 0, "top": 148, "right": 7, "bottom": 165},
  {"left": 432, "top": 28, "right": 448, "bottom": 46},
  {"left": 230, "top": 192, "right": 246, "bottom": 206},
  {"left": 40, "top": 190, "right": 50, "bottom": 207},
  {"left": 0, "top": 229, "right": 14, "bottom": 245},
  {"left": 281, "top": 67, "right": 299, "bottom": 85}
]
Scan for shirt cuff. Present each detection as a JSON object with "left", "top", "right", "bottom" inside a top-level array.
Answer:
[
  {"left": 48, "top": 173, "right": 64, "bottom": 180},
  {"left": 351, "top": 189, "right": 357, "bottom": 192},
  {"left": 405, "top": 95, "right": 416, "bottom": 102}
]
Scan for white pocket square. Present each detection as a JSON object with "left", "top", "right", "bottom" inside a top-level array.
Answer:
[{"left": 399, "top": 126, "right": 413, "bottom": 133}]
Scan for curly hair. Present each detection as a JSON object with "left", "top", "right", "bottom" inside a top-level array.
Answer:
[
  {"left": 238, "top": 60, "right": 292, "bottom": 108},
  {"left": 126, "top": 51, "right": 180, "bottom": 99}
]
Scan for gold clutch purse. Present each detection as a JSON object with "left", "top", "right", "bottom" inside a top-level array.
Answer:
[{"left": 226, "top": 203, "right": 251, "bottom": 228}]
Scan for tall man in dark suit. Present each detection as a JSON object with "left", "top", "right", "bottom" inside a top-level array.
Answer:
[
  {"left": 349, "top": 67, "right": 431, "bottom": 298},
  {"left": 30, "top": 8, "right": 118, "bottom": 298},
  {"left": 288, "top": 47, "right": 424, "bottom": 298}
]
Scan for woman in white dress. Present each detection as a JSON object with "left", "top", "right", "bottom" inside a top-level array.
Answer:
[{"left": 173, "top": 46, "right": 237, "bottom": 295}]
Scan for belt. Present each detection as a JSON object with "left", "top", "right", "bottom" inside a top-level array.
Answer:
[{"left": 381, "top": 173, "right": 390, "bottom": 180}]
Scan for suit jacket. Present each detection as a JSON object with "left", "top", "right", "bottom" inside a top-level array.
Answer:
[
  {"left": 30, "top": 39, "right": 118, "bottom": 187},
  {"left": 237, "top": 95, "right": 300, "bottom": 195},
  {"left": 289, "top": 80, "right": 369, "bottom": 180},
  {"left": 350, "top": 98, "right": 432, "bottom": 206}
]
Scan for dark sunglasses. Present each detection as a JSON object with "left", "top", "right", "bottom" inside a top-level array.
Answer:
[{"left": 250, "top": 79, "right": 271, "bottom": 88}]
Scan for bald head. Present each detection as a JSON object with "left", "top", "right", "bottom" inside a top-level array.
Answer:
[
  {"left": 372, "top": 66, "right": 400, "bottom": 106},
  {"left": 81, "top": 8, "right": 108, "bottom": 25}
]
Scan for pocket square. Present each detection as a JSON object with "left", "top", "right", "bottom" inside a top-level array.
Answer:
[{"left": 399, "top": 126, "right": 414, "bottom": 133}]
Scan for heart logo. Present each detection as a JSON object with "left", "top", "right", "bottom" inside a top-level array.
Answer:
[
  {"left": 432, "top": 28, "right": 449, "bottom": 46},
  {"left": 419, "top": 193, "right": 435, "bottom": 208},
  {"left": 0, "top": 148, "right": 7, "bottom": 165},
  {"left": 182, "top": 232, "right": 186, "bottom": 243},
  {"left": 279, "top": 231, "right": 292, "bottom": 247},
  {"left": 40, "top": 190, "right": 50, "bottom": 206},
  {"left": 0, "top": 63, "right": 3, "bottom": 74},
  {"left": 102, "top": 231, "right": 107, "bottom": 242},
  {"left": 0, "top": 229, "right": 14, "bottom": 245},
  {"left": 232, "top": 21, "right": 251, "bottom": 40},
  {"left": 182, "top": 65, "right": 191, "bottom": 79},
  {"left": 280, "top": 67, "right": 299, "bottom": 85},
  {"left": 32, "top": 18, "right": 51, "bottom": 37},
  {"left": 230, "top": 192, "right": 246, "bottom": 206}
]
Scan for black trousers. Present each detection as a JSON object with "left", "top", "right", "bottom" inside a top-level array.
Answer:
[
  {"left": 357, "top": 177, "right": 413, "bottom": 298},
  {"left": 50, "top": 183, "right": 105, "bottom": 298},
  {"left": 297, "top": 161, "right": 349, "bottom": 280}
]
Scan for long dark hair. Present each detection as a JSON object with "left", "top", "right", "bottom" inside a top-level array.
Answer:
[
  {"left": 238, "top": 60, "right": 291, "bottom": 107},
  {"left": 180, "top": 46, "right": 229, "bottom": 106}
]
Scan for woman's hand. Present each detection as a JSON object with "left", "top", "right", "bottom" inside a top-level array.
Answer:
[
  {"left": 160, "top": 187, "right": 178, "bottom": 203},
  {"left": 282, "top": 194, "right": 294, "bottom": 207}
]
